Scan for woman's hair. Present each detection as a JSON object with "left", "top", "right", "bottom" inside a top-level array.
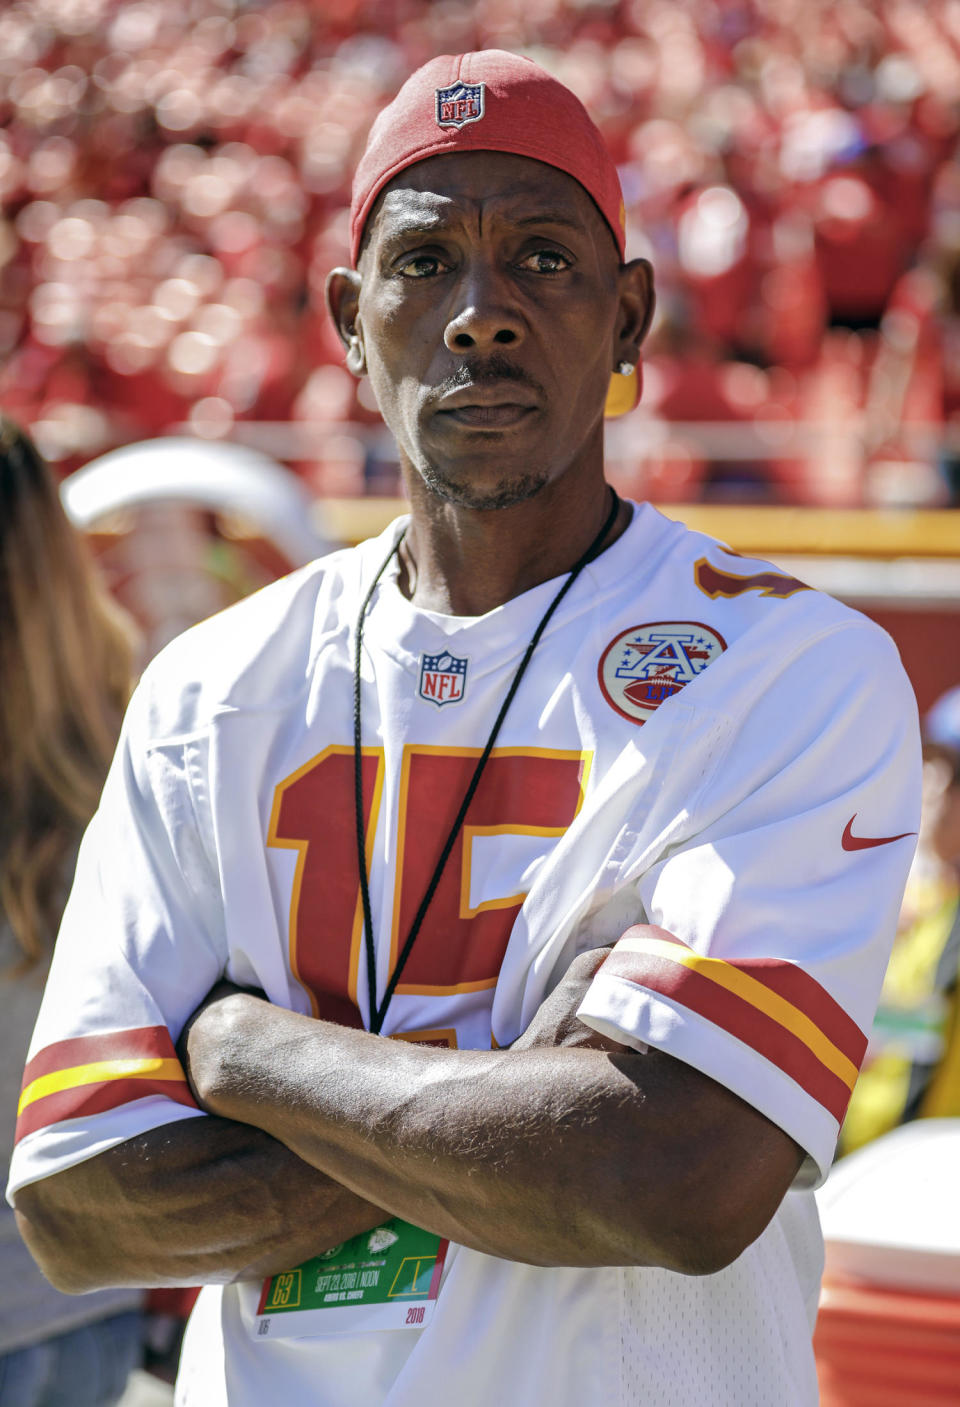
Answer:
[{"left": 0, "top": 416, "right": 136, "bottom": 967}]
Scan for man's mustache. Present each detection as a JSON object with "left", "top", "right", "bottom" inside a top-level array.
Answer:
[{"left": 435, "top": 355, "right": 546, "bottom": 400}]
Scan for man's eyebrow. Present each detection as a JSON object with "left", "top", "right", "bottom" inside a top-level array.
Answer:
[
  {"left": 378, "top": 216, "right": 447, "bottom": 242},
  {"left": 512, "top": 212, "right": 584, "bottom": 232},
  {"left": 377, "top": 210, "right": 585, "bottom": 242}
]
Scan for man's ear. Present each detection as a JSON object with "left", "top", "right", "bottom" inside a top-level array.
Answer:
[
  {"left": 614, "top": 258, "right": 655, "bottom": 370},
  {"left": 325, "top": 267, "right": 366, "bottom": 377}
]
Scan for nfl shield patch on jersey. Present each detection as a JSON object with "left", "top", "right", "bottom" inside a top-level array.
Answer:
[
  {"left": 435, "top": 82, "right": 485, "bottom": 129},
  {"left": 598, "top": 621, "right": 726, "bottom": 724},
  {"left": 419, "top": 651, "right": 468, "bottom": 706}
]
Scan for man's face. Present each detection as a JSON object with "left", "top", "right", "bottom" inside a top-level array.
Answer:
[{"left": 343, "top": 151, "right": 645, "bottom": 511}]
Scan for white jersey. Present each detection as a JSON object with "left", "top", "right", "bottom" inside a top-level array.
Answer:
[{"left": 8, "top": 503, "right": 920, "bottom": 1407}]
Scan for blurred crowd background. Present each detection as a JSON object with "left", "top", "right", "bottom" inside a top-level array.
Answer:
[{"left": 2, "top": 0, "right": 960, "bottom": 508}]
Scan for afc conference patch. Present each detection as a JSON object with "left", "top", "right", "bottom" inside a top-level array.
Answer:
[
  {"left": 435, "top": 82, "right": 485, "bottom": 129},
  {"left": 419, "top": 651, "right": 468, "bottom": 706},
  {"left": 598, "top": 621, "right": 726, "bottom": 724}
]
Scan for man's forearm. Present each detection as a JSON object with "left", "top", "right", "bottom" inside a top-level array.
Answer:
[
  {"left": 13, "top": 1114, "right": 388, "bottom": 1294},
  {"left": 186, "top": 995, "right": 803, "bottom": 1274}
]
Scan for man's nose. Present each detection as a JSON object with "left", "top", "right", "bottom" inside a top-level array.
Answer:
[{"left": 443, "top": 267, "right": 525, "bottom": 354}]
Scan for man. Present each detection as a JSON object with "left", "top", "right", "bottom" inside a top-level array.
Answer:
[{"left": 9, "top": 52, "right": 920, "bottom": 1406}]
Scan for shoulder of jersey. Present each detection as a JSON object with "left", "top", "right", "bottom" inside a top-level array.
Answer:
[
  {"left": 645, "top": 509, "right": 864, "bottom": 645},
  {"left": 591, "top": 506, "right": 898, "bottom": 727},
  {"left": 133, "top": 534, "right": 383, "bottom": 734},
  {"left": 591, "top": 507, "right": 905, "bottom": 730}
]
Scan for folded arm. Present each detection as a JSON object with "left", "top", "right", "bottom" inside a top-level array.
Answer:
[
  {"left": 15, "top": 948, "right": 803, "bottom": 1292},
  {"left": 180, "top": 952, "right": 804, "bottom": 1275}
]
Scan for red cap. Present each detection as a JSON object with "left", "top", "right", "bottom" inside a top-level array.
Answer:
[{"left": 350, "top": 50, "right": 626, "bottom": 266}]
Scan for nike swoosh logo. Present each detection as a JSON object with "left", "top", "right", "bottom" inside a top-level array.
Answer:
[{"left": 842, "top": 814, "right": 916, "bottom": 852}]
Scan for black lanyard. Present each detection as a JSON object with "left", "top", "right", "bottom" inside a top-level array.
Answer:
[{"left": 353, "top": 488, "right": 621, "bottom": 1035}]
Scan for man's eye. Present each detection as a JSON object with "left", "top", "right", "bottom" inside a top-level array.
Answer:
[
  {"left": 518, "top": 249, "right": 571, "bottom": 273},
  {"left": 397, "top": 254, "right": 445, "bottom": 278}
]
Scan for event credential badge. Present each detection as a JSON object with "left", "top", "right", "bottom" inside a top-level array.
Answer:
[{"left": 253, "top": 1219, "right": 448, "bottom": 1339}]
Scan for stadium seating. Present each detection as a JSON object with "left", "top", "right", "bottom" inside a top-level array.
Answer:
[{"left": 1, "top": 0, "right": 959, "bottom": 504}]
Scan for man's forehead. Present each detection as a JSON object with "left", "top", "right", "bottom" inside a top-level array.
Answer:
[{"left": 368, "top": 151, "right": 602, "bottom": 241}]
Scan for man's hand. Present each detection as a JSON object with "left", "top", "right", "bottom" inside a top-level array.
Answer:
[
  {"left": 511, "top": 946, "right": 624, "bottom": 1052},
  {"left": 177, "top": 979, "right": 269, "bottom": 1111}
]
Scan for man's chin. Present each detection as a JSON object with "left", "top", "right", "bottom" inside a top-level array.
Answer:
[{"left": 416, "top": 461, "right": 549, "bottom": 512}]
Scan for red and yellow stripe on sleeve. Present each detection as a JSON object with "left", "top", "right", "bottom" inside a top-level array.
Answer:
[
  {"left": 16, "top": 1026, "right": 197, "bottom": 1144},
  {"left": 603, "top": 928, "right": 868, "bottom": 1124}
]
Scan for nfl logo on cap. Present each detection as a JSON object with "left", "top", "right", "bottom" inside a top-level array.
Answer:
[
  {"left": 435, "top": 82, "right": 485, "bottom": 129},
  {"left": 419, "top": 651, "right": 468, "bottom": 706}
]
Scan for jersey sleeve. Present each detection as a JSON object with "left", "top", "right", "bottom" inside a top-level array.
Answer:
[
  {"left": 7, "top": 666, "right": 227, "bottom": 1200},
  {"left": 577, "top": 617, "right": 922, "bottom": 1186}
]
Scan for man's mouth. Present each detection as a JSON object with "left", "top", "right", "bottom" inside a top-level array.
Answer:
[
  {"left": 439, "top": 404, "right": 536, "bottom": 428},
  {"left": 434, "top": 382, "right": 539, "bottom": 430}
]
